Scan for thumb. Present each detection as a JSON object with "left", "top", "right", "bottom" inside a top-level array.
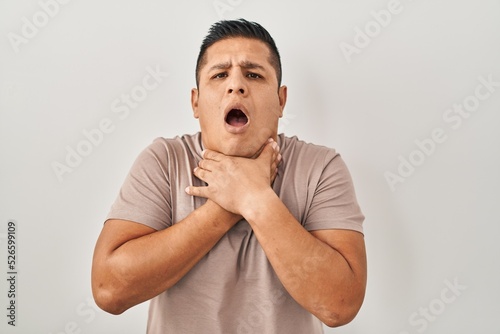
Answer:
[{"left": 258, "top": 139, "right": 279, "bottom": 162}]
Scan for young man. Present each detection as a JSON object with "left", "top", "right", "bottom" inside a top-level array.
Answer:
[{"left": 92, "top": 19, "right": 367, "bottom": 333}]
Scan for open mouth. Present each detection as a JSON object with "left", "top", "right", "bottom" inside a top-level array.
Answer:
[{"left": 225, "top": 109, "right": 248, "bottom": 127}]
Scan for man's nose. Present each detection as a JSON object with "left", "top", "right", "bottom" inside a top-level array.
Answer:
[
  {"left": 227, "top": 74, "right": 247, "bottom": 95},
  {"left": 228, "top": 87, "right": 245, "bottom": 94}
]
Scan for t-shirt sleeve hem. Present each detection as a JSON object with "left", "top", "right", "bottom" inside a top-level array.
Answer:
[
  {"left": 105, "top": 211, "right": 166, "bottom": 231},
  {"left": 305, "top": 220, "right": 364, "bottom": 235}
]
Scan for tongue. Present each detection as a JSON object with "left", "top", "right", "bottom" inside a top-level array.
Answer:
[{"left": 227, "top": 110, "right": 248, "bottom": 127}]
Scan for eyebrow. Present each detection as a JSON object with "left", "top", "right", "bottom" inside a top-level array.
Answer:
[{"left": 208, "top": 60, "right": 266, "bottom": 72}]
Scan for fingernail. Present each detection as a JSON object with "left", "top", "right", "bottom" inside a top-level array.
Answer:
[
  {"left": 184, "top": 186, "right": 190, "bottom": 194},
  {"left": 193, "top": 167, "right": 198, "bottom": 173},
  {"left": 201, "top": 149, "right": 206, "bottom": 156},
  {"left": 277, "top": 154, "right": 282, "bottom": 162},
  {"left": 272, "top": 142, "right": 278, "bottom": 150},
  {"left": 267, "top": 138, "right": 273, "bottom": 143}
]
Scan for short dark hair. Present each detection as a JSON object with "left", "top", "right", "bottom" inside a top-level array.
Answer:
[{"left": 195, "top": 19, "right": 282, "bottom": 88}]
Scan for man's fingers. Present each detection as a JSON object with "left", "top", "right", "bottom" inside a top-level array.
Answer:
[
  {"left": 257, "top": 139, "right": 280, "bottom": 184},
  {"left": 198, "top": 159, "right": 216, "bottom": 172},
  {"left": 184, "top": 185, "right": 208, "bottom": 198},
  {"left": 202, "top": 149, "right": 223, "bottom": 161},
  {"left": 258, "top": 139, "right": 279, "bottom": 162},
  {"left": 271, "top": 154, "right": 281, "bottom": 171},
  {"left": 193, "top": 167, "right": 210, "bottom": 183}
]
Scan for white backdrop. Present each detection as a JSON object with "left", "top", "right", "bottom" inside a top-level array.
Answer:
[{"left": 1, "top": 0, "right": 499, "bottom": 333}]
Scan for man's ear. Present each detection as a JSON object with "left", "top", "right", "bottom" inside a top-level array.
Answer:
[
  {"left": 278, "top": 85, "right": 287, "bottom": 118},
  {"left": 191, "top": 88, "right": 199, "bottom": 119}
]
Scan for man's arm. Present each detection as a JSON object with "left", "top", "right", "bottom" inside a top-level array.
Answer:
[
  {"left": 242, "top": 191, "right": 366, "bottom": 327},
  {"left": 92, "top": 139, "right": 281, "bottom": 315},
  {"left": 91, "top": 200, "right": 240, "bottom": 315},
  {"left": 186, "top": 140, "right": 367, "bottom": 327}
]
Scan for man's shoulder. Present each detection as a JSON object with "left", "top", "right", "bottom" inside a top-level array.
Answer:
[
  {"left": 279, "top": 134, "right": 339, "bottom": 162},
  {"left": 129, "top": 133, "right": 202, "bottom": 172},
  {"left": 145, "top": 132, "right": 203, "bottom": 157}
]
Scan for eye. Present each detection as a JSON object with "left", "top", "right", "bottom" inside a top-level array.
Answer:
[
  {"left": 247, "top": 72, "right": 262, "bottom": 79},
  {"left": 212, "top": 72, "right": 227, "bottom": 79}
]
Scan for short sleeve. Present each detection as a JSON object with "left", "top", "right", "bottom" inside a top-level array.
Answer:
[
  {"left": 106, "top": 140, "right": 172, "bottom": 230},
  {"left": 304, "top": 151, "right": 364, "bottom": 234}
]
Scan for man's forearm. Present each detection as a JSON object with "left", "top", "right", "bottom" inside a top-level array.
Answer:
[
  {"left": 92, "top": 200, "right": 240, "bottom": 314},
  {"left": 242, "top": 189, "right": 366, "bottom": 327},
  {"left": 185, "top": 142, "right": 366, "bottom": 325}
]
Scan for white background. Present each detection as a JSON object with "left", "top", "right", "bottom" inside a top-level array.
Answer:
[{"left": 1, "top": 0, "right": 499, "bottom": 333}]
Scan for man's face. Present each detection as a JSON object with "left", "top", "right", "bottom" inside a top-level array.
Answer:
[{"left": 191, "top": 37, "right": 287, "bottom": 157}]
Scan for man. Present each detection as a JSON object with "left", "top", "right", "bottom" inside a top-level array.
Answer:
[{"left": 92, "top": 19, "right": 367, "bottom": 333}]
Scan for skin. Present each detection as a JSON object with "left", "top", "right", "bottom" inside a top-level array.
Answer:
[
  {"left": 92, "top": 37, "right": 367, "bottom": 327},
  {"left": 191, "top": 37, "right": 287, "bottom": 158}
]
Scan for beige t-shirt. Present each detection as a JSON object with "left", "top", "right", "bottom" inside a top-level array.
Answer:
[{"left": 107, "top": 132, "right": 364, "bottom": 334}]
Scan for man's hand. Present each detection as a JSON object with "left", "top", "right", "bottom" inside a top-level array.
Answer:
[
  {"left": 185, "top": 137, "right": 367, "bottom": 327},
  {"left": 185, "top": 138, "right": 281, "bottom": 215}
]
